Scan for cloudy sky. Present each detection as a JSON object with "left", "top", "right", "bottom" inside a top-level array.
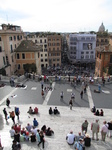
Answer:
[{"left": 0, "top": 0, "right": 112, "bottom": 32}]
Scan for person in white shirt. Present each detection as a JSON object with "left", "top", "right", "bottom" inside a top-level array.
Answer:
[
  {"left": 9, "top": 126, "right": 15, "bottom": 137},
  {"left": 31, "top": 126, "right": 37, "bottom": 135},
  {"left": 66, "top": 131, "right": 75, "bottom": 145},
  {"left": 71, "top": 93, "right": 75, "bottom": 100},
  {"left": 101, "top": 121, "right": 108, "bottom": 141}
]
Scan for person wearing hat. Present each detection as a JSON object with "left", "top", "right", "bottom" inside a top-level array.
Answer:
[
  {"left": 66, "top": 131, "right": 75, "bottom": 145},
  {"left": 73, "top": 138, "right": 85, "bottom": 150},
  {"left": 101, "top": 121, "right": 108, "bottom": 141},
  {"left": 84, "top": 133, "right": 91, "bottom": 147},
  {"left": 107, "top": 120, "right": 112, "bottom": 138},
  {"left": 91, "top": 119, "right": 99, "bottom": 140}
]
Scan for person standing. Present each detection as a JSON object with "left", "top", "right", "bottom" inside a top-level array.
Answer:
[
  {"left": 101, "top": 121, "right": 108, "bottom": 141},
  {"left": 91, "top": 119, "right": 99, "bottom": 140},
  {"left": 107, "top": 120, "right": 112, "bottom": 138},
  {"left": 3, "top": 108, "right": 8, "bottom": 123},
  {"left": 69, "top": 99, "right": 73, "bottom": 110},
  {"left": 15, "top": 107, "right": 20, "bottom": 121},
  {"left": 38, "top": 130, "right": 45, "bottom": 149},
  {"left": 82, "top": 120, "right": 89, "bottom": 133},
  {"left": 6, "top": 98, "right": 10, "bottom": 107},
  {"left": 33, "top": 118, "right": 38, "bottom": 127},
  {"left": 60, "top": 91, "right": 64, "bottom": 99},
  {"left": 9, "top": 111, "right": 15, "bottom": 124},
  {"left": 80, "top": 90, "right": 83, "bottom": 99},
  {"left": 0, "top": 135, "right": 3, "bottom": 149}
]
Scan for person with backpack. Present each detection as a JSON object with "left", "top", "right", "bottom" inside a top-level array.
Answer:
[
  {"left": 9, "top": 111, "right": 15, "bottom": 124},
  {"left": 15, "top": 107, "right": 20, "bottom": 120}
]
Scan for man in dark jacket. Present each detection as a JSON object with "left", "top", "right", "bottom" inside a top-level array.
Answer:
[{"left": 107, "top": 120, "right": 112, "bottom": 138}]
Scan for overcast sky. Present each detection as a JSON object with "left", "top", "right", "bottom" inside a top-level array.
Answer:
[{"left": 0, "top": 0, "right": 112, "bottom": 32}]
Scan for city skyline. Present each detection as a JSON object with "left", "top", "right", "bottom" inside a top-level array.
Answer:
[{"left": 0, "top": 0, "right": 112, "bottom": 32}]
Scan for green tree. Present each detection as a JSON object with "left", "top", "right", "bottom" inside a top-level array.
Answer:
[
  {"left": 108, "top": 66, "right": 112, "bottom": 75},
  {"left": 23, "top": 63, "right": 36, "bottom": 73}
]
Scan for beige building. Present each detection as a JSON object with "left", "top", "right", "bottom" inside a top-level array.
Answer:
[
  {"left": 47, "top": 33, "right": 62, "bottom": 67},
  {"left": 0, "top": 24, "right": 24, "bottom": 76},
  {"left": 27, "top": 33, "right": 48, "bottom": 69}
]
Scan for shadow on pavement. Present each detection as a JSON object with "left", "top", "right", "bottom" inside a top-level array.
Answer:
[{"left": 0, "top": 114, "right": 4, "bottom": 130}]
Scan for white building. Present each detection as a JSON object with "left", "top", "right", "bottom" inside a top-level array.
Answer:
[{"left": 68, "top": 33, "right": 96, "bottom": 65}]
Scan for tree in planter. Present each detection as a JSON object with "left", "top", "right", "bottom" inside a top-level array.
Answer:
[
  {"left": 23, "top": 63, "right": 36, "bottom": 73},
  {"left": 108, "top": 66, "right": 112, "bottom": 75}
]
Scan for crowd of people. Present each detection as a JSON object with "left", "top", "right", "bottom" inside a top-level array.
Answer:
[
  {"left": 2, "top": 103, "right": 55, "bottom": 149},
  {"left": 66, "top": 118, "right": 112, "bottom": 150}
]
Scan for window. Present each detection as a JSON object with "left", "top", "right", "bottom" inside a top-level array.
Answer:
[
  {"left": 44, "top": 39, "right": 46, "bottom": 43},
  {"left": 41, "top": 59, "right": 43, "bottom": 62},
  {"left": 40, "top": 39, "right": 42, "bottom": 43},
  {"left": 81, "top": 55, "right": 84, "bottom": 59},
  {"left": 17, "top": 53, "right": 20, "bottom": 59},
  {"left": 0, "top": 46, "right": 2, "bottom": 52},
  {"left": 100, "top": 54, "right": 101, "bottom": 59},
  {"left": 86, "top": 51, "right": 89, "bottom": 54},
  {"left": 105, "top": 39, "right": 108, "bottom": 42},
  {"left": 0, "top": 37, "right": 1, "bottom": 41},
  {"left": 14, "top": 36, "right": 16, "bottom": 41},
  {"left": 85, "top": 55, "right": 89, "bottom": 59},
  {"left": 38, "top": 53, "right": 40, "bottom": 58},
  {"left": 91, "top": 51, "right": 94, "bottom": 54},
  {"left": 12, "top": 56, "right": 14, "bottom": 62},
  {"left": 18, "top": 64, "right": 20, "bottom": 69},
  {"left": 57, "top": 53, "right": 60, "bottom": 56},
  {"left": 57, "top": 59, "right": 60, "bottom": 61},
  {"left": 97, "top": 52, "right": 98, "bottom": 57},
  {"left": 22, "top": 53, "right": 25, "bottom": 59},
  {"left": 41, "top": 54, "right": 43, "bottom": 57},
  {"left": 45, "top": 59, "right": 47, "bottom": 62},
  {"left": 81, "top": 52, "right": 84, "bottom": 54},
  {"left": 53, "top": 48, "right": 55, "bottom": 51},
  {"left": 17, "top": 35, "right": 20, "bottom": 40},
  {"left": 49, "top": 53, "right": 51, "bottom": 56},
  {"left": 45, "top": 54, "right": 47, "bottom": 57},
  {"left": 10, "top": 45, "right": 13, "bottom": 53},
  {"left": 35, "top": 40, "right": 37, "bottom": 43},
  {"left": 15, "top": 44, "right": 16, "bottom": 48},
  {"left": 6, "top": 56, "right": 9, "bottom": 64},
  {"left": 53, "top": 59, "right": 55, "bottom": 61},
  {"left": 3, "top": 57, "right": 5, "bottom": 65},
  {"left": 44, "top": 49, "right": 47, "bottom": 52},
  {"left": 101, "top": 39, "right": 104, "bottom": 42},
  {"left": 9, "top": 36, "right": 13, "bottom": 41},
  {"left": 90, "top": 55, "right": 94, "bottom": 59}
]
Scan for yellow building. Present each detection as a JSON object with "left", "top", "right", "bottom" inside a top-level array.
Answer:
[{"left": 15, "top": 40, "right": 42, "bottom": 75}]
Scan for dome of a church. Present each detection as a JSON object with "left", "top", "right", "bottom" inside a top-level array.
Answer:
[{"left": 98, "top": 23, "right": 105, "bottom": 32}]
